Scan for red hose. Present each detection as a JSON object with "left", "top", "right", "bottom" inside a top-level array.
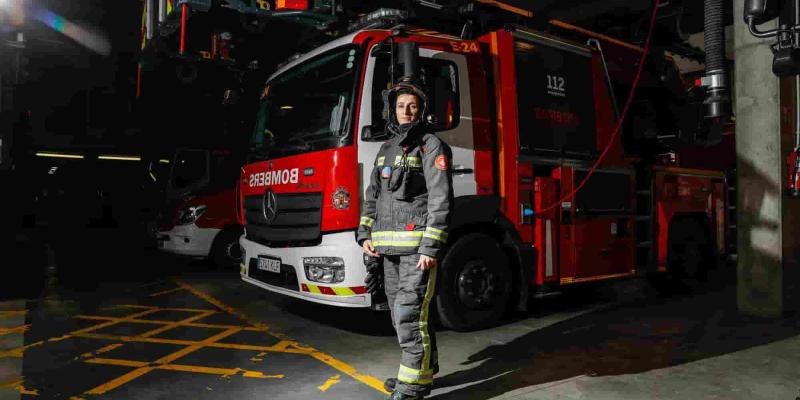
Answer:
[
  {"left": 537, "top": 0, "right": 661, "bottom": 214},
  {"left": 180, "top": 3, "right": 187, "bottom": 54}
]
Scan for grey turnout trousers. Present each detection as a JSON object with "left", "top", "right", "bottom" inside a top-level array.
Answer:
[{"left": 383, "top": 254, "right": 438, "bottom": 397}]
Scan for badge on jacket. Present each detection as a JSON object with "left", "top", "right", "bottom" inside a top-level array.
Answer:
[
  {"left": 435, "top": 155, "right": 449, "bottom": 171},
  {"left": 381, "top": 166, "right": 392, "bottom": 179}
]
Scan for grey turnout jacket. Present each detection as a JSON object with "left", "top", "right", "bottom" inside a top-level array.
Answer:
[{"left": 356, "top": 123, "right": 453, "bottom": 258}]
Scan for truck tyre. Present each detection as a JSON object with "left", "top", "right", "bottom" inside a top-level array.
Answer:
[
  {"left": 210, "top": 227, "right": 243, "bottom": 270},
  {"left": 436, "top": 233, "right": 512, "bottom": 332}
]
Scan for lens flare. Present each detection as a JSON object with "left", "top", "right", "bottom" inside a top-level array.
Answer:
[{"left": 33, "top": 7, "right": 111, "bottom": 55}]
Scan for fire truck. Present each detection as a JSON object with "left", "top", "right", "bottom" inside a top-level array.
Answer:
[{"left": 236, "top": 5, "right": 732, "bottom": 331}]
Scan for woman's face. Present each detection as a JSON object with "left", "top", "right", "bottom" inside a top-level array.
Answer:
[{"left": 395, "top": 93, "right": 420, "bottom": 124}]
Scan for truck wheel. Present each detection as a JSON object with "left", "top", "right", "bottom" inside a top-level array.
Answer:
[
  {"left": 210, "top": 227, "right": 243, "bottom": 270},
  {"left": 436, "top": 233, "right": 512, "bottom": 332}
]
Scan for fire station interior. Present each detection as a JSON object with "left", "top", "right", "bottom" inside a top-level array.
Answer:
[{"left": 1, "top": 0, "right": 799, "bottom": 399}]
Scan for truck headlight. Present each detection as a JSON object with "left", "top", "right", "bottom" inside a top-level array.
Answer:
[
  {"left": 303, "top": 257, "right": 345, "bottom": 283},
  {"left": 177, "top": 205, "right": 207, "bottom": 225}
]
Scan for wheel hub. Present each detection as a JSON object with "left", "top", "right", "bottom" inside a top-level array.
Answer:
[{"left": 456, "top": 260, "right": 498, "bottom": 310}]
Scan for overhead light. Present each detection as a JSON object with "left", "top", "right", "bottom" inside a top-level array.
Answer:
[
  {"left": 98, "top": 155, "right": 141, "bottom": 161},
  {"left": 35, "top": 152, "right": 84, "bottom": 159},
  {"left": 280, "top": 105, "right": 294, "bottom": 110},
  {"left": 159, "top": 159, "right": 171, "bottom": 164}
]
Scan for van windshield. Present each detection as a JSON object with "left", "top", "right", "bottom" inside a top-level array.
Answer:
[{"left": 249, "top": 45, "right": 360, "bottom": 160}]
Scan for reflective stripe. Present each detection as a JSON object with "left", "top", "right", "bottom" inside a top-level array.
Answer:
[
  {"left": 420, "top": 264, "right": 437, "bottom": 372},
  {"left": 398, "top": 365, "right": 433, "bottom": 385},
  {"left": 360, "top": 216, "right": 375, "bottom": 228},
  {"left": 307, "top": 284, "right": 322, "bottom": 294},
  {"left": 377, "top": 156, "right": 385, "bottom": 167},
  {"left": 331, "top": 287, "right": 356, "bottom": 296},
  {"left": 394, "top": 155, "right": 422, "bottom": 168},
  {"left": 371, "top": 231, "right": 423, "bottom": 247},
  {"left": 423, "top": 227, "right": 448, "bottom": 243}
]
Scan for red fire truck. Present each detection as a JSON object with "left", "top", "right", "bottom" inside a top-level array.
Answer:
[{"left": 236, "top": 16, "right": 731, "bottom": 331}]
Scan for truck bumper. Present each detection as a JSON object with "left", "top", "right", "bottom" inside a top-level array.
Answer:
[
  {"left": 157, "top": 224, "right": 220, "bottom": 258},
  {"left": 239, "top": 231, "right": 375, "bottom": 308}
]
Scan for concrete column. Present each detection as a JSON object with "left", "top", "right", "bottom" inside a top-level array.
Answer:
[{"left": 734, "top": 1, "right": 800, "bottom": 317}]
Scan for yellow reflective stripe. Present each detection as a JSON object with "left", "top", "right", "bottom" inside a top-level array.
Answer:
[
  {"left": 371, "top": 231, "right": 424, "bottom": 238},
  {"left": 371, "top": 231, "right": 424, "bottom": 247},
  {"left": 331, "top": 287, "right": 356, "bottom": 296},
  {"left": 307, "top": 284, "right": 322, "bottom": 294},
  {"left": 372, "top": 240, "right": 421, "bottom": 247},
  {"left": 360, "top": 217, "right": 375, "bottom": 227},
  {"left": 393, "top": 155, "right": 422, "bottom": 168},
  {"left": 377, "top": 156, "right": 385, "bottom": 167},
  {"left": 423, "top": 227, "right": 448, "bottom": 243},
  {"left": 240, "top": 264, "right": 247, "bottom": 275},
  {"left": 420, "top": 265, "right": 437, "bottom": 372},
  {"left": 398, "top": 365, "right": 433, "bottom": 385}
]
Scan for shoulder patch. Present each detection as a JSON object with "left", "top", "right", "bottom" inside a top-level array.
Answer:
[{"left": 435, "top": 154, "right": 448, "bottom": 171}]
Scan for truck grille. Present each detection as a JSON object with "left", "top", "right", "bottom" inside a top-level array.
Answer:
[{"left": 244, "top": 191, "right": 322, "bottom": 245}]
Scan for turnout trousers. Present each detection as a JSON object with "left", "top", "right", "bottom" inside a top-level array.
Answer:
[{"left": 383, "top": 254, "right": 439, "bottom": 397}]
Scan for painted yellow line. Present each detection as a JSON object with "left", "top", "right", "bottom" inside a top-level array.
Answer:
[
  {"left": 138, "top": 310, "right": 217, "bottom": 338},
  {"left": 86, "top": 358, "right": 147, "bottom": 368},
  {"left": 0, "top": 310, "right": 26, "bottom": 318},
  {"left": 148, "top": 287, "right": 185, "bottom": 297},
  {"left": 0, "top": 324, "right": 30, "bottom": 336},
  {"left": 175, "top": 280, "right": 390, "bottom": 395},
  {"left": 80, "top": 343, "right": 124, "bottom": 359},
  {"left": 75, "top": 315, "right": 265, "bottom": 332},
  {"left": 15, "top": 384, "right": 39, "bottom": 395},
  {"left": 1, "top": 308, "right": 160, "bottom": 359},
  {"left": 84, "top": 327, "right": 242, "bottom": 395},
  {"left": 76, "top": 333, "right": 198, "bottom": 347},
  {"left": 159, "top": 364, "right": 284, "bottom": 379},
  {"left": 115, "top": 304, "right": 216, "bottom": 313},
  {"left": 318, "top": 374, "right": 341, "bottom": 392},
  {"left": 0, "top": 378, "right": 22, "bottom": 389}
]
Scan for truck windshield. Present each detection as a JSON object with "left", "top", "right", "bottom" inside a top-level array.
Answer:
[{"left": 250, "top": 45, "right": 360, "bottom": 160}]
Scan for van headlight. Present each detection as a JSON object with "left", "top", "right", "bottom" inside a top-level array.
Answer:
[
  {"left": 303, "top": 257, "right": 345, "bottom": 283},
  {"left": 177, "top": 205, "right": 207, "bottom": 225}
]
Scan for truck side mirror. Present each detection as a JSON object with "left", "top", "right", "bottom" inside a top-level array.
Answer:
[
  {"left": 361, "top": 125, "right": 390, "bottom": 142},
  {"left": 744, "top": 0, "right": 780, "bottom": 25}
]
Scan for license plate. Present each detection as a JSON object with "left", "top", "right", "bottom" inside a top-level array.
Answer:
[{"left": 257, "top": 256, "right": 281, "bottom": 273}]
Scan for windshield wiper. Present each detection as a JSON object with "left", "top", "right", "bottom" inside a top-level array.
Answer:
[{"left": 247, "top": 146, "right": 272, "bottom": 161}]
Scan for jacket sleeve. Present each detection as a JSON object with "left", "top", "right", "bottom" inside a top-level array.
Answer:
[
  {"left": 356, "top": 150, "right": 383, "bottom": 246},
  {"left": 418, "top": 138, "right": 453, "bottom": 258}
]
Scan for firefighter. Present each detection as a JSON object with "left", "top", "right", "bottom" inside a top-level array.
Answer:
[{"left": 356, "top": 81, "right": 453, "bottom": 400}]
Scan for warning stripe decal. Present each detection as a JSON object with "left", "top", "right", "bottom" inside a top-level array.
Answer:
[{"left": 301, "top": 284, "right": 368, "bottom": 296}]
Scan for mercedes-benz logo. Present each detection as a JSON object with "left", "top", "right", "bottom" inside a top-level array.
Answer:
[{"left": 262, "top": 189, "right": 278, "bottom": 223}]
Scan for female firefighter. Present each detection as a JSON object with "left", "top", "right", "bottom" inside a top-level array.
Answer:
[{"left": 356, "top": 80, "right": 453, "bottom": 400}]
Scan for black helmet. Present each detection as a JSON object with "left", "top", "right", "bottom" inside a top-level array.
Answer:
[{"left": 382, "top": 81, "right": 429, "bottom": 127}]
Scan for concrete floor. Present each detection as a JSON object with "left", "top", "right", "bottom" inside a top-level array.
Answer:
[{"left": 1, "top": 251, "right": 799, "bottom": 400}]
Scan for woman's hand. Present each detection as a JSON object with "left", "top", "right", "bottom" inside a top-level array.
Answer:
[
  {"left": 362, "top": 240, "right": 379, "bottom": 257},
  {"left": 416, "top": 255, "right": 437, "bottom": 270}
]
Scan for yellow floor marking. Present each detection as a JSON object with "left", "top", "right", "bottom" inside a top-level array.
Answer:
[
  {"left": 15, "top": 384, "right": 39, "bottom": 395},
  {"left": 0, "top": 310, "right": 26, "bottom": 318},
  {"left": 69, "top": 396, "right": 86, "bottom": 400},
  {"left": 0, "top": 378, "right": 23, "bottom": 389},
  {"left": 116, "top": 304, "right": 216, "bottom": 313},
  {"left": 149, "top": 287, "right": 185, "bottom": 297},
  {"left": 175, "top": 280, "right": 390, "bottom": 395},
  {"left": 84, "top": 327, "right": 242, "bottom": 395},
  {"left": 79, "top": 343, "right": 124, "bottom": 359},
  {"left": 160, "top": 364, "right": 284, "bottom": 379},
  {"left": 138, "top": 310, "right": 217, "bottom": 338},
  {"left": 86, "top": 358, "right": 147, "bottom": 368},
  {"left": 0, "top": 324, "right": 30, "bottom": 336},
  {"left": 75, "top": 315, "right": 265, "bottom": 332},
  {"left": 0, "top": 308, "right": 161, "bottom": 359},
  {"left": 317, "top": 374, "right": 341, "bottom": 392}
]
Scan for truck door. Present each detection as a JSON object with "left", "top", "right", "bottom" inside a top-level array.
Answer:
[{"left": 356, "top": 42, "right": 476, "bottom": 200}]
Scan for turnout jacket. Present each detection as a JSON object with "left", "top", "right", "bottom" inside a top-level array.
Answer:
[{"left": 356, "top": 124, "right": 453, "bottom": 258}]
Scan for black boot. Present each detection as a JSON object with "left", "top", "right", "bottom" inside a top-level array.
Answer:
[
  {"left": 384, "top": 378, "right": 397, "bottom": 392},
  {"left": 386, "top": 391, "right": 424, "bottom": 400}
]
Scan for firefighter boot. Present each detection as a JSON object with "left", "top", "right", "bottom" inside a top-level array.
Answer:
[
  {"left": 384, "top": 378, "right": 397, "bottom": 392},
  {"left": 386, "top": 390, "right": 424, "bottom": 400}
]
